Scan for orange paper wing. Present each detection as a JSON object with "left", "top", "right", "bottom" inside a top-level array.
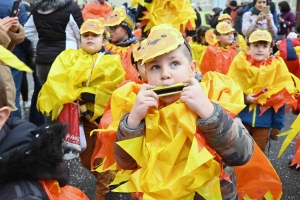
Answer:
[
  {"left": 39, "top": 180, "right": 89, "bottom": 200},
  {"left": 235, "top": 143, "right": 282, "bottom": 200}
]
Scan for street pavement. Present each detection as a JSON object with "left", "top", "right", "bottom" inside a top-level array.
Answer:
[{"left": 23, "top": 73, "right": 300, "bottom": 200}]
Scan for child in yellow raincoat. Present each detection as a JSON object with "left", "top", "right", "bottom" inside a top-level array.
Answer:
[
  {"left": 227, "top": 30, "right": 297, "bottom": 153},
  {"left": 113, "top": 24, "right": 254, "bottom": 200},
  {"left": 37, "top": 18, "right": 125, "bottom": 200},
  {"left": 200, "top": 22, "right": 237, "bottom": 75}
]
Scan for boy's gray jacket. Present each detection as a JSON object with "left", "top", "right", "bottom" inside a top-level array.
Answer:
[{"left": 114, "top": 103, "right": 254, "bottom": 200}]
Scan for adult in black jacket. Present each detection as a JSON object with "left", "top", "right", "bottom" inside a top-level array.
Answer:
[
  {"left": 24, "top": 0, "right": 83, "bottom": 86},
  {"left": 208, "top": 7, "right": 223, "bottom": 28}
]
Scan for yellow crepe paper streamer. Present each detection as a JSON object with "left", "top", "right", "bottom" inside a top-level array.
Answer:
[
  {"left": 0, "top": 45, "right": 32, "bottom": 73},
  {"left": 137, "top": 0, "right": 196, "bottom": 32},
  {"left": 37, "top": 48, "right": 125, "bottom": 120},
  {"left": 278, "top": 114, "right": 300, "bottom": 158}
]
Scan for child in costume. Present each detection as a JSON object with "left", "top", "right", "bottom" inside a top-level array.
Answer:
[
  {"left": 0, "top": 73, "right": 88, "bottom": 200},
  {"left": 113, "top": 24, "right": 254, "bottom": 200},
  {"left": 227, "top": 29, "right": 298, "bottom": 153},
  {"left": 105, "top": 7, "right": 142, "bottom": 83},
  {"left": 189, "top": 26, "right": 216, "bottom": 71},
  {"left": 37, "top": 18, "right": 125, "bottom": 200},
  {"left": 218, "top": 13, "right": 247, "bottom": 53},
  {"left": 200, "top": 21, "right": 237, "bottom": 75}
]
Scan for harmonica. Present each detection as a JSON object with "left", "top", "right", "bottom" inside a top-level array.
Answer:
[{"left": 150, "top": 83, "right": 190, "bottom": 97}]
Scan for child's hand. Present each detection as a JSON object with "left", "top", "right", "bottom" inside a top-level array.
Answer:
[
  {"left": 245, "top": 94, "right": 258, "bottom": 104},
  {"left": 275, "top": 40, "right": 281, "bottom": 49},
  {"left": 127, "top": 84, "right": 158, "bottom": 128},
  {"left": 180, "top": 78, "right": 214, "bottom": 119}
]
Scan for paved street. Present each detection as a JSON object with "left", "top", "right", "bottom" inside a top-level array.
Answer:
[{"left": 23, "top": 73, "right": 300, "bottom": 199}]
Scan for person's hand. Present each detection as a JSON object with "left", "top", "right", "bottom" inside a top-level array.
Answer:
[
  {"left": 180, "top": 78, "right": 214, "bottom": 119},
  {"left": 278, "top": 17, "right": 284, "bottom": 23},
  {"left": 127, "top": 84, "right": 158, "bottom": 128},
  {"left": 9, "top": 16, "right": 20, "bottom": 33},
  {"left": 275, "top": 40, "right": 282, "bottom": 49},
  {"left": 0, "top": 17, "right": 12, "bottom": 32},
  {"left": 256, "top": 12, "right": 265, "bottom": 23},
  {"left": 245, "top": 94, "right": 258, "bottom": 104},
  {"left": 265, "top": 14, "right": 271, "bottom": 23}
]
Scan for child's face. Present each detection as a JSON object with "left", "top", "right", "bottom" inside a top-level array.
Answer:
[
  {"left": 145, "top": 45, "right": 196, "bottom": 104},
  {"left": 247, "top": 41, "right": 272, "bottom": 61},
  {"left": 217, "top": 32, "right": 234, "bottom": 47},
  {"left": 81, "top": 32, "right": 104, "bottom": 54},
  {"left": 135, "top": 60, "right": 147, "bottom": 82},
  {"left": 107, "top": 25, "right": 128, "bottom": 43}
]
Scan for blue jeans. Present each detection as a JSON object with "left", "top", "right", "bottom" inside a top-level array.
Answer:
[{"left": 10, "top": 68, "right": 23, "bottom": 118}]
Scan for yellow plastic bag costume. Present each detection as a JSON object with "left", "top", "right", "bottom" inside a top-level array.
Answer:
[
  {"left": 37, "top": 48, "right": 125, "bottom": 121},
  {"left": 188, "top": 41, "right": 207, "bottom": 71}
]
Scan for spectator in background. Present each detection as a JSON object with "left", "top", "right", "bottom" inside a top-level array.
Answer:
[
  {"left": 82, "top": 0, "right": 112, "bottom": 20},
  {"left": 229, "top": 1, "right": 238, "bottom": 26},
  {"left": 208, "top": 7, "right": 223, "bottom": 28},
  {"left": 223, "top": 0, "right": 232, "bottom": 15},
  {"left": 234, "top": 5, "right": 244, "bottom": 35},
  {"left": 243, "top": 0, "right": 279, "bottom": 35},
  {"left": 242, "top": 0, "right": 277, "bottom": 38},
  {"left": 297, "top": 24, "right": 300, "bottom": 34},
  {"left": 24, "top": 0, "right": 83, "bottom": 125},
  {"left": 277, "top": 1, "right": 296, "bottom": 39},
  {"left": 0, "top": 0, "right": 28, "bottom": 118},
  {"left": 186, "top": 3, "right": 201, "bottom": 37}
]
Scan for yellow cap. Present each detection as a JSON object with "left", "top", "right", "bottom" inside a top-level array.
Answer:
[
  {"left": 80, "top": 18, "right": 105, "bottom": 34},
  {"left": 248, "top": 29, "right": 272, "bottom": 43},
  {"left": 216, "top": 21, "right": 235, "bottom": 34},
  {"left": 218, "top": 14, "right": 232, "bottom": 21},
  {"left": 142, "top": 24, "right": 184, "bottom": 65},
  {"left": 133, "top": 39, "right": 147, "bottom": 62}
]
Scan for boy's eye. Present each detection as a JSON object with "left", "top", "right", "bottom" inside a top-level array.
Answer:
[
  {"left": 151, "top": 65, "right": 160, "bottom": 70},
  {"left": 171, "top": 61, "right": 179, "bottom": 66}
]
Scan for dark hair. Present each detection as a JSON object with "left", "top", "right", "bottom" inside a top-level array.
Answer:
[
  {"left": 192, "top": 26, "right": 210, "bottom": 44},
  {"left": 278, "top": 1, "right": 291, "bottom": 13},
  {"left": 0, "top": 73, "right": 8, "bottom": 108}
]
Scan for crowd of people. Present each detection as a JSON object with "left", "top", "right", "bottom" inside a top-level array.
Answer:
[{"left": 1, "top": 0, "right": 300, "bottom": 199}]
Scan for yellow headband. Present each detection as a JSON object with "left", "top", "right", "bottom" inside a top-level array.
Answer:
[
  {"left": 105, "top": 7, "right": 135, "bottom": 30},
  {"left": 142, "top": 24, "right": 184, "bottom": 64},
  {"left": 133, "top": 39, "right": 147, "bottom": 62}
]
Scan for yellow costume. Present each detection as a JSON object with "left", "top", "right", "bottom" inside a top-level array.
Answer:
[
  {"left": 188, "top": 41, "right": 207, "bottom": 71},
  {"left": 37, "top": 48, "right": 125, "bottom": 121}
]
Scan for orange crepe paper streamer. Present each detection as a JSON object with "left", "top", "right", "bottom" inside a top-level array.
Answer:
[
  {"left": 39, "top": 180, "right": 89, "bottom": 200},
  {"left": 291, "top": 136, "right": 300, "bottom": 168},
  {"left": 235, "top": 143, "right": 282, "bottom": 200}
]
